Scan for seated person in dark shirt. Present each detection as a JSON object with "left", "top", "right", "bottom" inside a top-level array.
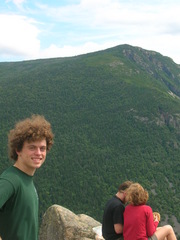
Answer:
[{"left": 102, "top": 181, "right": 132, "bottom": 240}]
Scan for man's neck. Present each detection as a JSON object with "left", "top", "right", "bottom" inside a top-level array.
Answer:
[
  {"left": 14, "top": 162, "right": 36, "bottom": 176},
  {"left": 116, "top": 192, "right": 125, "bottom": 203}
]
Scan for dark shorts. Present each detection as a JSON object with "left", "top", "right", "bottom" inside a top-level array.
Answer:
[
  {"left": 104, "top": 235, "right": 123, "bottom": 240},
  {"left": 116, "top": 236, "right": 124, "bottom": 240},
  {"left": 148, "top": 234, "right": 158, "bottom": 240}
]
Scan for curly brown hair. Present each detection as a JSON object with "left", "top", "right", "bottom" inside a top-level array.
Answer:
[
  {"left": 126, "top": 183, "right": 149, "bottom": 205},
  {"left": 8, "top": 114, "right": 54, "bottom": 161}
]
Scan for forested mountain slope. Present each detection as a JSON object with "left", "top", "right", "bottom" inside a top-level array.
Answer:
[{"left": 0, "top": 44, "right": 180, "bottom": 237}]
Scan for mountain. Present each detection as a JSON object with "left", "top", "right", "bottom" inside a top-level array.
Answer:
[{"left": 0, "top": 44, "right": 180, "bottom": 237}]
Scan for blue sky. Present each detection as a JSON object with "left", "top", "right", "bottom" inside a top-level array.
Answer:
[{"left": 0, "top": 0, "right": 180, "bottom": 63}]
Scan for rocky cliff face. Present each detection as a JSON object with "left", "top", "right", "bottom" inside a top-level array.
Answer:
[{"left": 39, "top": 205, "right": 102, "bottom": 240}]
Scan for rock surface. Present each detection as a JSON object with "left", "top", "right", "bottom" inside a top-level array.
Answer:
[{"left": 39, "top": 204, "right": 102, "bottom": 240}]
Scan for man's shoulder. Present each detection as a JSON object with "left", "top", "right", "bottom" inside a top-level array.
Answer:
[
  {"left": 1, "top": 166, "right": 12, "bottom": 176},
  {"left": 0, "top": 166, "right": 21, "bottom": 187},
  {"left": 106, "top": 196, "right": 124, "bottom": 208},
  {"left": 1, "top": 166, "right": 17, "bottom": 177}
]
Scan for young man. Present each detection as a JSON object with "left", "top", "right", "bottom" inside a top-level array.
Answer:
[
  {"left": 0, "top": 115, "right": 54, "bottom": 240},
  {"left": 102, "top": 181, "right": 132, "bottom": 240}
]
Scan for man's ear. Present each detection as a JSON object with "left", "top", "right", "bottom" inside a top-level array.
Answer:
[{"left": 16, "top": 149, "right": 21, "bottom": 156}]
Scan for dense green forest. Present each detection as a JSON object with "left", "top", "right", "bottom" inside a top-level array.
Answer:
[{"left": 0, "top": 44, "right": 180, "bottom": 237}]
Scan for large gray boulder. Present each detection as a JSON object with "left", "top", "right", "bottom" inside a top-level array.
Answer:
[{"left": 39, "top": 204, "right": 102, "bottom": 240}]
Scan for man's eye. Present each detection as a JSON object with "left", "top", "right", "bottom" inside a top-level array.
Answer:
[
  {"left": 29, "top": 146, "right": 35, "bottom": 150},
  {"left": 40, "top": 147, "right": 46, "bottom": 152}
]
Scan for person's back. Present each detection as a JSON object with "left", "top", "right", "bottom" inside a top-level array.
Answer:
[
  {"left": 123, "top": 204, "right": 157, "bottom": 240},
  {"left": 102, "top": 181, "right": 133, "bottom": 240},
  {"left": 123, "top": 183, "right": 177, "bottom": 240},
  {"left": 102, "top": 196, "right": 124, "bottom": 240}
]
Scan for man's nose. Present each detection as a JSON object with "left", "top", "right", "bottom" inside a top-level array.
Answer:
[{"left": 35, "top": 148, "right": 41, "bottom": 154}]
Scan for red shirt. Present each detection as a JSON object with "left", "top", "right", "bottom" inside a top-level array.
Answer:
[{"left": 123, "top": 204, "right": 159, "bottom": 240}]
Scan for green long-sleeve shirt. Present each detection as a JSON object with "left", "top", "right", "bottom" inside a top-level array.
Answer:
[{"left": 0, "top": 166, "right": 39, "bottom": 240}]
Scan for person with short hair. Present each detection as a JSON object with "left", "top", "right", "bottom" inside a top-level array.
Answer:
[
  {"left": 0, "top": 114, "right": 54, "bottom": 240},
  {"left": 102, "top": 181, "right": 133, "bottom": 240},
  {"left": 123, "top": 183, "right": 177, "bottom": 240}
]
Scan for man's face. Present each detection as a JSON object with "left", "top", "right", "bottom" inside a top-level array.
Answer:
[
  {"left": 16, "top": 139, "right": 47, "bottom": 175},
  {"left": 123, "top": 191, "right": 128, "bottom": 204}
]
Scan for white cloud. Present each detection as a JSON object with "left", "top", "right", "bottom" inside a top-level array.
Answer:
[
  {"left": 38, "top": 0, "right": 180, "bottom": 30},
  {"left": 0, "top": 14, "right": 40, "bottom": 59},
  {"left": 40, "top": 41, "right": 118, "bottom": 59},
  {"left": 5, "top": 0, "right": 26, "bottom": 9},
  {"left": 1, "top": 0, "right": 180, "bottom": 63},
  {"left": 37, "top": 0, "right": 180, "bottom": 62},
  {"left": 6, "top": 0, "right": 25, "bottom": 5}
]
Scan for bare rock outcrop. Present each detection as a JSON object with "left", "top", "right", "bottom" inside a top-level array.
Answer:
[{"left": 39, "top": 204, "right": 102, "bottom": 240}]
